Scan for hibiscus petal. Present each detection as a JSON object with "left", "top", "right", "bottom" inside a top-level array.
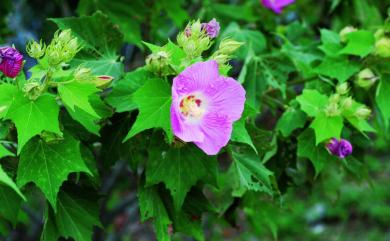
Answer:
[
  {"left": 172, "top": 60, "right": 219, "bottom": 96},
  {"left": 171, "top": 104, "right": 204, "bottom": 142},
  {"left": 205, "top": 76, "right": 246, "bottom": 121},
  {"left": 194, "top": 112, "right": 232, "bottom": 155}
]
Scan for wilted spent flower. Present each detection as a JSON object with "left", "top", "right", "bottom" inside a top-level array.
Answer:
[
  {"left": 336, "top": 82, "right": 349, "bottom": 95},
  {"left": 339, "top": 26, "right": 357, "bottom": 43},
  {"left": 355, "top": 68, "right": 377, "bottom": 89},
  {"left": 0, "top": 46, "right": 23, "bottom": 78},
  {"left": 326, "top": 138, "right": 353, "bottom": 159},
  {"left": 26, "top": 40, "right": 46, "bottom": 59},
  {"left": 355, "top": 106, "right": 371, "bottom": 119}
]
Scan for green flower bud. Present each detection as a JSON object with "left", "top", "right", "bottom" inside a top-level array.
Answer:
[
  {"left": 374, "top": 29, "right": 385, "bottom": 40},
  {"left": 198, "top": 37, "right": 211, "bottom": 52},
  {"left": 26, "top": 40, "right": 46, "bottom": 59},
  {"left": 339, "top": 26, "right": 357, "bottom": 43},
  {"left": 93, "top": 75, "right": 113, "bottom": 89},
  {"left": 22, "top": 82, "right": 43, "bottom": 100},
  {"left": 212, "top": 54, "right": 230, "bottom": 65},
  {"left": 190, "top": 20, "right": 202, "bottom": 37},
  {"left": 355, "top": 68, "right": 377, "bottom": 89},
  {"left": 145, "top": 51, "right": 172, "bottom": 75},
  {"left": 47, "top": 49, "right": 62, "bottom": 66},
  {"left": 74, "top": 67, "right": 93, "bottom": 81},
  {"left": 375, "top": 37, "right": 390, "bottom": 58},
  {"left": 355, "top": 106, "right": 371, "bottom": 119},
  {"left": 340, "top": 96, "right": 353, "bottom": 110},
  {"left": 57, "top": 29, "right": 73, "bottom": 44},
  {"left": 336, "top": 82, "right": 349, "bottom": 95},
  {"left": 218, "top": 39, "right": 243, "bottom": 55},
  {"left": 177, "top": 32, "right": 187, "bottom": 47},
  {"left": 325, "top": 103, "right": 341, "bottom": 117}
]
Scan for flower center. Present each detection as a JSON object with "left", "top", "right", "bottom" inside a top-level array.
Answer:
[{"left": 179, "top": 94, "right": 206, "bottom": 120}]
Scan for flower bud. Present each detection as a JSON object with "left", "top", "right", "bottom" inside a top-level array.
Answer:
[
  {"left": 58, "top": 29, "right": 73, "bottom": 44},
  {"left": 218, "top": 39, "right": 243, "bottom": 55},
  {"left": 92, "top": 75, "right": 113, "bottom": 89},
  {"left": 190, "top": 20, "right": 202, "bottom": 37},
  {"left": 0, "top": 46, "right": 23, "bottom": 78},
  {"left": 74, "top": 67, "right": 93, "bottom": 81},
  {"left": 355, "top": 106, "right": 371, "bottom": 119},
  {"left": 336, "top": 82, "right": 349, "bottom": 95},
  {"left": 375, "top": 37, "right": 390, "bottom": 58},
  {"left": 339, "top": 26, "right": 357, "bottom": 43},
  {"left": 329, "top": 94, "right": 340, "bottom": 104},
  {"left": 340, "top": 97, "right": 353, "bottom": 110},
  {"left": 198, "top": 37, "right": 211, "bottom": 52},
  {"left": 201, "top": 18, "right": 220, "bottom": 39},
  {"left": 325, "top": 103, "right": 341, "bottom": 117},
  {"left": 26, "top": 40, "right": 46, "bottom": 59},
  {"left": 47, "top": 49, "right": 62, "bottom": 66},
  {"left": 355, "top": 68, "right": 377, "bottom": 89},
  {"left": 177, "top": 32, "right": 187, "bottom": 47},
  {"left": 326, "top": 138, "right": 352, "bottom": 159},
  {"left": 22, "top": 82, "right": 43, "bottom": 100},
  {"left": 145, "top": 51, "right": 171, "bottom": 75},
  {"left": 212, "top": 54, "right": 230, "bottom": 65},
  {"left": 374, "top": 29, "right": 385, "bottom": 40}
]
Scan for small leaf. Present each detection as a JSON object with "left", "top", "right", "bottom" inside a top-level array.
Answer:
[
  {"left": 314, "top": 56, "right": 360, "bottom": 82},
  {"left": 147, "top": 143, "right": 217, "bottom": 210},
  {"left": 0, "top": 165, "right": 25, "bottom": 200},
  {"left": 339, "top": 30, "right": 375, "bottom": 57},
  {"left": 297, "top": 129, "right": 335, "bottom": 177},
  {"left": 0, "top": 185, "right": 23, "bottom": 224},
  {"left": 310, "top": 112, "right": 343, "bottom": 144},
  {"left": 0, "top": 84, "right": 19, "bottom": 119},
  {"left": 376, "top": 75, "right": 390, "bottom": 127},
  {"left": 58, "top": 81, "right": 100, "bottom": 118},
  {"left": 138, "top": 186, "right": 172, "bottom": 241},
  {"left": 124, "top": 78, "right": 172, "bottom": 142},
  {"left": 276, "top": 107, "right": 307, "bottom": 137},
  {"left": 5, "top": 93, "right": 62, "bottom": 153},
  {"left": 296, "top": 89, "right": 328, "bottom": 117},
  {"left": 17, "top": 134, "right": 91, "bottom": 209}
]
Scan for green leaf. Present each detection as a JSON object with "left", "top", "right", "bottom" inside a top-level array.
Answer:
[
  {"left": 106, "top": 67, "right": 156, "bottom": 113},
  {"left": 50, "top": 11, "right": 123, "bottom": 54},
  {"left": 276, "top": 107, "right": 307, "bottom": 137},
  {"left": 159, "top": 0, "right": 188, "bottom": 27},
  {"left": 231, "top": 120, "right": 257, "bottom": 153},
  {"left": 339, "top": 30, "right": 375, "bottom": 57},
  {"left": 314, "top": 56, "right": 360, "bottom": 82},
  {"left": 17, "top": 135, "right": 91, "bottom": 209},
  {"left": 0, "top": 144, "right": 13, "bottom": 159},
  {"left": 147, "top": 144, "right": 217, "bottom": 210},
  {"left": 72, "top": 51, "right": 124, "bottom": 80},
  {"left": 376, "top": 76, "right": 390, "bottom": 127},
  {"left": 211, "top": 4, "right": 258, "bottom": 22},
  {"left": 0, "top": 83, "right": 18, "bottom": 119},
  {"left": 5, "top": 93, "right": 62, "bottom": 153},
  {"left": 296, "top": 89, "right": 328, "bottom": 117},
  {"left": 318, "top": 29, "right": 342, "bottom": 56},
  {"left": 230, "top": 147, "right": 273, "bottom": 195},
  {"left": 58, "top": 81, "right": 100, "bottom": 118},
  {"left": 138, "top": 186, "right": 172, "bottom": 241},
  {"left": 297, "top": 129, "right": 335, "bottom": 177},
  {"left": 0, "top": 185, "right": 23, "bottom": 224},
  {"left": 310, "top": 112, "right": 343, "bottom": 144},
  {"left": 55, "top": 191, "right": 101, "bottom": 241},
  {"left": 65, "top": 95, "right": 112, "bottom": 136},
  {"left": 353, "top": 0, "right": 382, "bottom": 28},
  {"left": 220, "top": 22, "right": 266, "bottom": 59},
  {"left": 0, "top": 165, "right": 25, "bottom": 200},
  {"left": 124, "top": 79, "right": 173, "bottom": 142}
]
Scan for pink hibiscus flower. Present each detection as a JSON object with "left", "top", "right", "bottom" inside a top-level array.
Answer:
[
  {"left": 0, "top": 46, "right": 23, "bottom": 78},
  {"left": 261, "top": 0, "right": 295, "bottom": 14},
  {"left": 171, "top": 60, "right": 246, "bottom": 155}
]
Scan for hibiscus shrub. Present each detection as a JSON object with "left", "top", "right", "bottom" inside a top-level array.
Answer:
[{"left": 0, "top": 0, "right": 389, "bottom": 241}]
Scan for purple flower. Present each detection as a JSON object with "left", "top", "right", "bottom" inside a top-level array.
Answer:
[
  {"left": 261, "top": 0, "right": 295, "bottom": 14},
  {"left": 201, "top": 19, "right": 220, "bottom": 39},
  {"left": 326, "top": 138, "right": 353, "bottom": 159},
  {"left": 0, "top": 46, "right": 23, "bottom": 78},
  {"left": 171, "top": 60, "right": 246, "bottom": 155}
]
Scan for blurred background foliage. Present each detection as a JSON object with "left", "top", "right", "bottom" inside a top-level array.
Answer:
[{"left": 0, "top": 0, "right": 389, "bottom": 240}]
